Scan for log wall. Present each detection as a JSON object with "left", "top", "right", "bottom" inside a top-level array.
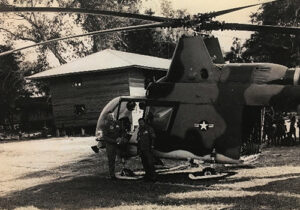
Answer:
[
  {"left": 49, "top": 70, "right": 130, "bottom": 128},
  {"left": 48, "top": 68, "right": 167, "bottom": 130}
]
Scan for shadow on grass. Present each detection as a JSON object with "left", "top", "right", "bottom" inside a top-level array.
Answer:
[
  {"left": 215, "top": 172, "right": 300, "bottom": 186},
  {"left": 17, "top": 153, "right": 107, "bottom": 180},
  {"left": 1, "top": 153, "right": 300, "bottom": 209},
  {"left": 1, "top": 173, "right": 300, "bottom": 209},
  {"left": 246, "top": 176, "right": 300, "bottom": 194}
]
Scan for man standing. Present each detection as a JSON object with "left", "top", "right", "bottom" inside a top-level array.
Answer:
[
  {"left": 137, "top": 118, "right": 157, "bottom": 182},
  {"left": 102, "top": 112, "right": 121, "bottom": 179},
  {"left": 288, "top": 115, "right": 296, "bottom": 145}
]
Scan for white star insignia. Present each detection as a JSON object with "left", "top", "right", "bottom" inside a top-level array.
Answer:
[
  {"left": 194, "top": 120, "right": 214, "bottom": 131},
  {"left": 199, "top": 121, "right": 209, "bottom": 131}
]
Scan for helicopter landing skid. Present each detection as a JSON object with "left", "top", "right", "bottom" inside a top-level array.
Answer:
[
  {"left": 115, "top": 168, "right": 143, "bottom": 180},
  {"left": 115, "top": 164, "right": 192, "bottom": 180},
  {"left": 188, "top": 167, "right": 229, "bottom": 180},
  {"left": 115, "top": 162, "right": 231, "bottom": 181}
]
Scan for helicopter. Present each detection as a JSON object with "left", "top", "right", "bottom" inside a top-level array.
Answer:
[{"left": 2, "top": 0, "right": 300, "bottom": 179}]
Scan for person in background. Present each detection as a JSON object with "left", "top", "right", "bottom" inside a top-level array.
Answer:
[
  {"left": 137, "top": 118, "right": 157, "bottom": 182},
  {"left": 288, "top": 115, "right": 296, "bottom": 145}
]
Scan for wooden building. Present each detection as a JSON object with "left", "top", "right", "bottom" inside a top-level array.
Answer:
[{"left": 28, "top": 49, "right": 170, "bottom": 134}]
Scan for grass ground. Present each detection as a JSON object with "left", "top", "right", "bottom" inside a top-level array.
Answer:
[{"left": 0, "top": 137, "right": 300, "bottom": 209}]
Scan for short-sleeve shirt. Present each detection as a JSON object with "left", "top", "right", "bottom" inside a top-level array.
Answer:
[
  {"left": 137, "top": 125, "right": 156, "bottom": 151},
  {"left": 103, "top": 120, "right": 121, "bottom": 143}
]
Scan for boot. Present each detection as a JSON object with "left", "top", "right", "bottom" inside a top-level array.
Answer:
[{"left": 91, "top": 145, "right": 99, "bottom": 153}]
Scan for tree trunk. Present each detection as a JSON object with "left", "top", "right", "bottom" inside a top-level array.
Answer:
[{"left": 47, "top": 45, "right": 67, "bottom": 65}]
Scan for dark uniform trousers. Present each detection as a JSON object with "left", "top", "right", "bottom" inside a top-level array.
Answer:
[
  {"left": 140, "top": 149, "right": 156, "bottom": 179},
  {"left": 106, "top": 142, "right": 117, "bottom": 177},
  {"left": 103, "top": 120, "right": 121, "bottom": 178},
  {"left": 137, "top": 126, "right": 157, "bottom": 180}
]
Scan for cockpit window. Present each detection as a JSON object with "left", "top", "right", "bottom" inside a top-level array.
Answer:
[
  {"left": 96, "top": 97, "right": 176, "bottom": 136},
  {"left": 145, "top": 106, "right": 174, "bottom": 131},
  {"left": 118, "top": 101, "right": 144, "bottom": 131}
]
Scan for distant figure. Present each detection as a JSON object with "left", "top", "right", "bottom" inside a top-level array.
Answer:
[
  {"left": 274, "top": 114, "right": 286, "bottom": 146},
  {"left": 288, "top": 115, "right": 296, "bottom": 145},
  {"left": 137, "top": 118, "right": 157, "bottom": 182},
  {"left": 297, "top": 119, "right": 300, "bottom": 143},
  {"left": 61, "top": 123, "right": 66, "bottom": 137},
  {"left": 263, "top": 112, "right": 275, "bottom": 145}
]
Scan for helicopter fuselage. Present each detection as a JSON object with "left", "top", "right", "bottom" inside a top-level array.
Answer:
[{"left": 96, "top": 36, "right": 300, "bottom": 164}]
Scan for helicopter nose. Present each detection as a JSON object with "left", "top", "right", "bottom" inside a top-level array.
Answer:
[{"left": 292, "top": 67, "right": 300, "bottom": 85}]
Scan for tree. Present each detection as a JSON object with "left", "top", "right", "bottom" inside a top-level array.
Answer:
[
  {"left": 72, "top": 0, "right": 183, "bottom": 58},
  {"left": 71, "top": 0, "right": 142, "bottom": 52},
  {"left": 0, "top": 0, "right": 182, "bottom": 63},
  {"left": 0, "top": 0, "right": 150, "bottom": 97},
  {"left": 118, "top": 0, "right": 191, "bottom": 58},
  {"left": 0, "top": 45, "right": 28, "bottom": 129},
  {"left": 0, "top": 0, "right": 188, "bottom": 130},
  {"left": 225, "top": 38, "right": 248, "bottom": 63},
  {"left": 0, "top": 0, "right": 92, "bottom": 65},
  {"left": 242, "top": 0, "right": 300, "bottom": 67},
  {"left": 0, "top": 0, "right": 189, "bottom": 63}
]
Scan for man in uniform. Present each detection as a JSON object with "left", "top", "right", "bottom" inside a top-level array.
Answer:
[
  {"left": 137, "top": 118, "right": 157, "bottom": 182},
  {"left": 102, "top": 112, "right": 122, "bottom": 179}
]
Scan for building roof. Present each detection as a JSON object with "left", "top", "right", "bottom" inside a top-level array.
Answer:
[{"left": 28, "top": 49, "right": 171, "bottom": 80}]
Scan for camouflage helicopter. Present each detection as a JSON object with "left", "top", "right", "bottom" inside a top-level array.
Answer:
[{"left": 2, "top": 0, "right": 300, "bottom": 178}]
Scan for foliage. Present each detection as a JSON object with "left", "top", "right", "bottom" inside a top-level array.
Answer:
[
  {"left": 0, "top": 45, "right": 28, "bottom": 128},
  {"left": 0, "top": 0, "right": 187, "bottom": 128},
  {"left": 72, "top": 0, "right": 142, "bottom": 52},
  {"left": 21, "top": 55, "right": 51, "bottom": 96},
  {"left": 225, "top": 38, "right": 248, "bottom": 63},
  {"left": 241, "top": 0, "right": 300, "bottom": 67},
  {"left": 0, "top": 0, "right": 184, "bottom": 97},
  {"left": 72, "top": 0, "right": 183, "bottom": 58},
  {"left": 0, "top": 0, "right": 92, "bottom": 65},
  {"left": 0, "top": 0, "right": 186, "bottom": 63}
]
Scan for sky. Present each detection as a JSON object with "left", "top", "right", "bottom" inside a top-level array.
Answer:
[{"left": 143, "top": 0, "right": 271, "bottom": 52}]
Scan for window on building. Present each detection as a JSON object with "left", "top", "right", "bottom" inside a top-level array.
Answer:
[
  {"left": 74, "top": 104, "right": 86, "bottom": 115},
  {"left": 72, "top": 78, "right": 83, "bottom": 87}
]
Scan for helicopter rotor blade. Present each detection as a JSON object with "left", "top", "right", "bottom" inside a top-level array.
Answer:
[
  {"left": 0, "top": 1, "right": 276, "bottom": 24},
  {"left": 201, "top": 22, "right": 300, "bottom": 35},
  {"left": 200, "top": 0, "right": 275, "bottom": 20},
  {"left": 0, "top": 22, "right": 170, "bottom": 57},
  {"left": 205, "top": 0, "right": 275, "bottom": 19},
  {"left": 0, "top": 6, "right": 174, "bottom": 22}
]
